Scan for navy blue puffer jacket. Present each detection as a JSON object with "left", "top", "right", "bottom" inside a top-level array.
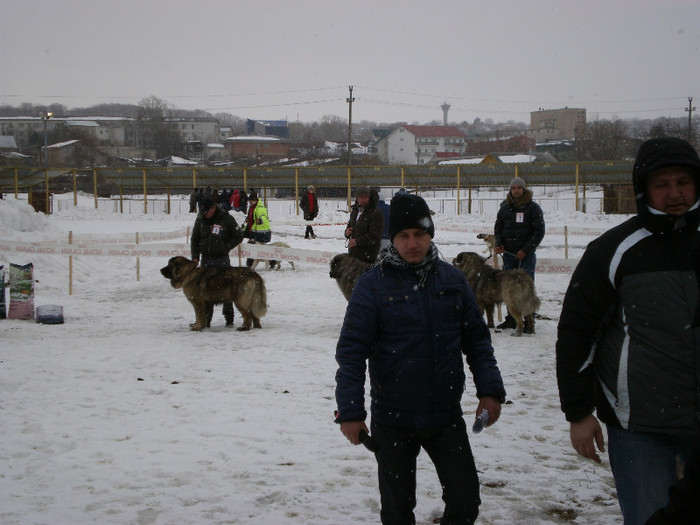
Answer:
[
  {"left": 335, "top": 258, "right": 506, "bottom": 429},
  {"left": 494, "top": 190, "right": 545, "bottom": 255}
]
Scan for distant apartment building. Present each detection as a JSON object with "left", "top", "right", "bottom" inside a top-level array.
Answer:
[
  {"left": 246, "top": 119, "right": 289, "bottom": 139},
  {"left": 465, "top": 135, "right": 536, "bottom": 156},
  {"left": 528, "top": 107, "right": 586, "bottom": 142},
  {"left": 0, "top": 116, "right": 220, "bottom": 161},
  {"left": 0, "top": 116, "right": 132, "bottom": 150},
  {"left": 168, "top": 118, "right": 219, "bottom": 144},
  {"left": 377, "top": 125, "right": 467, "bottom": 165},
  {"left": 222, "top": 135, "right": 291, "bottom": 161}
]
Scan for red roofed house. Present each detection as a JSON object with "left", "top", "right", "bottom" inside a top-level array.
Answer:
[{"left": 378, "top": 125, "right": 467, "bottom": 165}]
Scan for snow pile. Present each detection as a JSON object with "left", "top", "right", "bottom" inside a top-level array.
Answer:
[{"left": 0, "top": 198, "right": 52, "bottom": 236}]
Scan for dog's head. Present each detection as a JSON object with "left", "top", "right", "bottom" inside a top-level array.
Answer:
[
  {"left": 477, "top": 233, "right": 496, "bottom": 250},
  {"left": 452, "top": 252, "right": 487, "bottom": 280},
  {"left": 329, "top": 254, "right": 345, "bottom": 279},
  {"left": 160, "top": 256, "right": 198, "bottom": 289}
]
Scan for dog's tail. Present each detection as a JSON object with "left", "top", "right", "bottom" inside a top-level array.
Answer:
[
  {"left": 508, "top": 272, "right": 542, "bottom": 316},
  {"left": 523, "top": 293, "right": 542, "bottom": 316},
  {"left": 250, "top": 275, "right": 268, "bottom": 319},
  {"left": 520, "top": 281, "right": 542, "bottom": 315}
]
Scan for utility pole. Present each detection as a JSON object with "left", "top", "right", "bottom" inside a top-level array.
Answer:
[
  {"left": 346, "top": 85, "right": 354, "bottom": 166},
  {"left": 685, "top": 97, "right": 696, "bottom": 142}
]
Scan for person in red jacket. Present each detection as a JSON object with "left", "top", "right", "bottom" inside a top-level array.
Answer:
[{"left": 299, "top": 184, "right": 319, "bottom": 239}]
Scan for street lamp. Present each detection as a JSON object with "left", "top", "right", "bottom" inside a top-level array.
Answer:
[
  {"left": 40, "top": 112, "right": 53, "bottom": 214},
  {"left": 41, "top": 112, "right": 53, "bottom": 168}
]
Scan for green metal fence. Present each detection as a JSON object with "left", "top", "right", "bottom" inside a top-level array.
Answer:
[{"left": 1, "top": 161, "right": 635, "bottom": 214}]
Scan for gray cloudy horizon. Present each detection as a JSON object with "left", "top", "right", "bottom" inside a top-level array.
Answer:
[{"left": 2, "top": 0, "right": 698, "bottom": 124}]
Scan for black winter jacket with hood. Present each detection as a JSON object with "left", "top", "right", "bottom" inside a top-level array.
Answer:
[
  {"left": 556, "top": 137, "right": 700, "bottom": 435},
  {"left": 345, "top": 188, "right": 384, "bottom": 263}
]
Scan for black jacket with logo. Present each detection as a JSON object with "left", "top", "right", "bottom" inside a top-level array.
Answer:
[{"left": 191, "top": 206, "right": 243, "bottom": 262}]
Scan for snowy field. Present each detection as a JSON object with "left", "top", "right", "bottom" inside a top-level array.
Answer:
[{"left": 0, "top": 194, "right": 629, "bottom": 525}]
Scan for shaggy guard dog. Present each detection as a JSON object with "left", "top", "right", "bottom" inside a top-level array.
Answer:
[
  {"left": 329, "top": 253, "right": 372, "bottom": 301},
  {"left": 452, "top": 252, "right": 541, "bottom": 336},
  {"left": 249, "top": 241, "right": 296, "bottom": 271},
  {"left": 160, "top": 256, "right": 267, "bottom": 331}
]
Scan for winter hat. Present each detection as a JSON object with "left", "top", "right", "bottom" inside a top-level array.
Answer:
[
  {"left": 633, "top": 137, "right": 700, "bottom": 196},
  {"left": 389, "top": 193, "right": 435, "bottom": 241},
  {"left": 199, "top": 196, "right": 215, "bottom": 210},
  {"left": 248, "top": 191, "right": 258, "bottom": 201},
  {"left": 308, "top": 185, "right": 315, "bottom": 192},
  {"left": 355, "top": 186, "right": 371, "bottom": 198},
  {"left": 509, "top": 177, "right": 527, "bottom": 190}
]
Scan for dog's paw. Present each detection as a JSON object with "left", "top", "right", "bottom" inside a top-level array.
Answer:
[
  {"left": 510, "top": 331, "right": 523, "bottom": 337},
  {"left": 236, "top": 326, "right": 251, "bottom": 332}
]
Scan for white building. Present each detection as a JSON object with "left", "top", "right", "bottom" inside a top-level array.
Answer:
[{"left": 378, "top": 125, "right": 467, "bottom": 165}]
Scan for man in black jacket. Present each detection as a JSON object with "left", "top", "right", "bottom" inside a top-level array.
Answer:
[
  {"left": 344, "top": 186, "right": 384, "bottom": 263},
  {"left": 493, "top": 177, "right": 545, "bottom": 331},
  {"left": 190, "top": 196, "right": 243, "bottom": 326},
  {"left": 556, "top": 137, "right": 700, "bottom": 525}
]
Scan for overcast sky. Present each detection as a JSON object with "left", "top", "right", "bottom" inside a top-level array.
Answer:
[{"left": 2, "top": 0, "right": 699, "bottom": 124}]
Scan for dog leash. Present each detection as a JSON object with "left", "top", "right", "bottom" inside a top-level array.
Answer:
[{"left": 496, "top": 250, "right": 522, "bottom": 268}]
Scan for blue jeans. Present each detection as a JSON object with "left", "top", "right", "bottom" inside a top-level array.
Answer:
[
  {"left": 501, "top": 251, "right": 536, "bottom": 280},
  {"left": 607, "top": 426, "right": 696, "bottom": 525},
  {"left": 372, "top": 417, "right": 479, "bottom": 525}
]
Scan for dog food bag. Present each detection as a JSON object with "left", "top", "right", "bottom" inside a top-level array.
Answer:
[
  {"left": 0, "top": 265, "right": 6, "bottom": 319},
  {"left": 7, "top": 262, "right": 35, "bottom": 320}
]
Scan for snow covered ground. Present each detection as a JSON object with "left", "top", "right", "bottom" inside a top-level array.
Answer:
[{"left": 0, "top": 194, "right": 629, "bottom": 524}]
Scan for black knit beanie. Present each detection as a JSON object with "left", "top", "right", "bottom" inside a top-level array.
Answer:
[{"left": 388, "top": 193, "right": 435, "bottom": 241}]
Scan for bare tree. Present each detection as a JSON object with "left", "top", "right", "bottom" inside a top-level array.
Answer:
[
  {"left": 576, "top": 119, "right": 632, "bottom": 160},
  {"left": 136, "top": 96, "right": 182, "bottom": 158}
]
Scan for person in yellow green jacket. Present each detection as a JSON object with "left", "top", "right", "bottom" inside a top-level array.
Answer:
[{"left": 244, "top": 191, "right": 275, "bottom": 268}]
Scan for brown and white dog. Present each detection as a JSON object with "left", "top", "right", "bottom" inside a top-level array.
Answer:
[{"left": 160, "top": 256, "right": 267, "bottom": 331}]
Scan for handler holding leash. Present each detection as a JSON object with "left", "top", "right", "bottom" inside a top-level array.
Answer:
[
  {"left": 493, "top": 177, "right": 545, "bottom": 332},
  {"left": 190, "top": 196, "right": 243, "bottom": 326}
]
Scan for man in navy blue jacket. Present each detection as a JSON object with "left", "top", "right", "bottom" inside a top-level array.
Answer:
[{"left": 335, "top": 193, "right": 506, "bottom": 525}]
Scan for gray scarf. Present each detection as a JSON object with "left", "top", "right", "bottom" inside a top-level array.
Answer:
[{"left": 376, "top": 242, "right": 439, "bottom": 287}]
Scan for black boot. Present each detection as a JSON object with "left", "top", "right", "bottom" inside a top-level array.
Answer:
[
  {"left": 496, "top": 314, "right": 517, "bottom": 330},
  {"left": 223, "top": 303, "right": 234, "bottom": 327}
]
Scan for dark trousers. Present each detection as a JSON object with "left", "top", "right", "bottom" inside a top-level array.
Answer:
[
  {"left": 245, "top": 231, "right": 274, "bottom": 268},
  {"left": 305, "top": 224, "right": 315, "bottom": 238},
  {"left": 371, "top": 417, "right": 480, "bottom": 525},
  {"left": 201, "top": 256, "right": 233, "bottom": 325}
]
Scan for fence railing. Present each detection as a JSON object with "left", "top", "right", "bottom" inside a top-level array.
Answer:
[{"left": 1, "top": 161, "right": 635, "bottom": 214}]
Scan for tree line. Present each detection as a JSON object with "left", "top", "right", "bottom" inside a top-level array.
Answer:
[{"left": 0, "top": 96, "right": 696, "bottom": 163}]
